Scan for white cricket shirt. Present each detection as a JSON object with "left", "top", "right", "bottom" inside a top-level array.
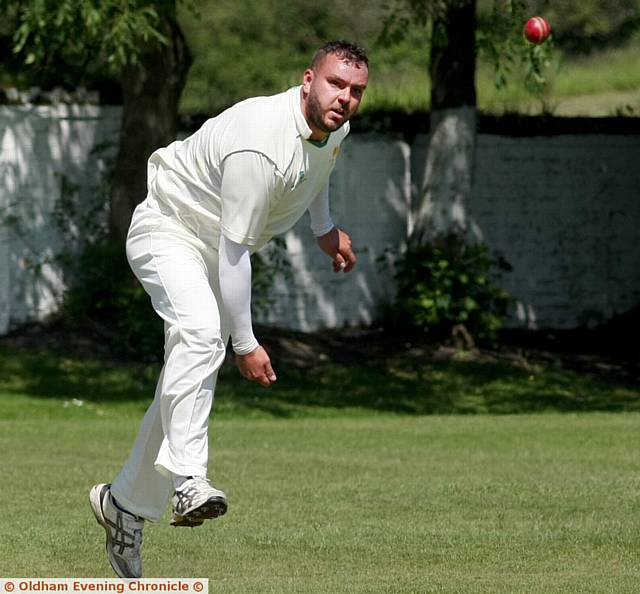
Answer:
[{"left": 146, "top": 85, "right": 348, "bottom": 251}]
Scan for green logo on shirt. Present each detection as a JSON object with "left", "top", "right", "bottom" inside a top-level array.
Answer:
[{"left": 290, "top": 170, "right": 306, "bottom": 190}]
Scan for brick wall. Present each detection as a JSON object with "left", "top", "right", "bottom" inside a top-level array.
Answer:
[{"left": 412, "top": 133, "right": 640, "bottom": 329}]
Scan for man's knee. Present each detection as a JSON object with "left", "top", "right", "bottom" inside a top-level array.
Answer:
[
  {"left": 164, "top": 322, "right": 226, "bottom": 362},
  {"left": 184, "top": 324, "right": 225, "bottom": 355}
]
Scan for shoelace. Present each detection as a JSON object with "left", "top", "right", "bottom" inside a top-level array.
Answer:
[{"left": 174, "top": 477, "right": 216, "bottom": 509}]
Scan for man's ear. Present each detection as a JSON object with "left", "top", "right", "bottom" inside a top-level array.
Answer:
[{"left": 302, "top": 68, "right": 314, "bottom": 95}]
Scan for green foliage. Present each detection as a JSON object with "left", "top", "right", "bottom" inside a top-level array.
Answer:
[
  {"left": 62, "top": 234, "right": 291, "bottom": 363},
  {"left": 52, "top": 196, "right": 288, "bottom": 363},
  {"left": 0, "top": 165, "right": 110, "bottom": 280},
  {"left": 60, "top": 232, "right": 291, "bottom": 364},
  {"left": 3, "top": 0, "right": 638, "bottom": 116},
  {"left": 31, "top": 150, "right": 166, "bottom": 362},
  {"left": 381, "top": 0, "right": 475, "bottom": 39},
  {"left": 527, "top": 0, "right": 640, "bottom": 54},
  {"left": 1, "top": 118, "right": 288, "bottom": 365},
  {"left": 0, "top": 0, "right": 177, "bottom": 88},
  {"left": 63, "top": 241, "right": 164, "bottom": 362},
  {"left": 0, "top": 147, "right": 164, "bottom": 361},
  {"left": 390, "top": 243, "right": 513, "bottom": 344},
  {"left": 176, "top": 0, "right": 640, "bottom": 116},
  {"left": 251, "top": 237, "right": 292, "bottom": 318},
  {"left": 178, "top": 0, "right": 379, "bottom": 114},
  {"left": 476, "top": 0, "right": 555, "bottom": 99},
  {"left": 380, "top": 0, "right": 557, "bottom": 102}
]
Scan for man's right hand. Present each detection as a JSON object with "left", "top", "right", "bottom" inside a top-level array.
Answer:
[
  {"left": 235, "top": 345, "right": 277, "bottom": 387},
  {"left": 316, "top": 227, "right": 357, "bottom": 273}
]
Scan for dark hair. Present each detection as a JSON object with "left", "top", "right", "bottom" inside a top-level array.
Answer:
[{"left": 311, "top": 40, "right": 369, "bottom": 70}]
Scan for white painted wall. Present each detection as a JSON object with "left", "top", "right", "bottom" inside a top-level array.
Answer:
[
  {"left": 0, "top": 105, "right": 121, "bottom": 334},
  {"left": 258, "top": 135, "right": 411, "bottom": 330},
  {"left": 1, "top": 106, "right": 638, "bottom": 333}
]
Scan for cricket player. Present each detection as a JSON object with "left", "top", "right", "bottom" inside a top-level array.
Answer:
[{"left": 89, "top": 40, "right": 368, "bottom": 578}]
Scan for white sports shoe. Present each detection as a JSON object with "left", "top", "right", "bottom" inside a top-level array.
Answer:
[
  {"left": 171, "top": 477, "right": 228, "bottom": 527},
  {"left": 90, "top": 483, "right": 144, "bottom": 578}
]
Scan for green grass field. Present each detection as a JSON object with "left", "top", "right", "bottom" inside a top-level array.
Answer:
[
  {"left": 476, "top": 41, "right": 640, "bottom": 116},
  {"left": 1, "top": 345, "right": 639, "bottom": 592}
]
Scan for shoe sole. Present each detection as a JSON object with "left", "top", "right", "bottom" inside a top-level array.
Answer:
[
  {"left": 171, "top": 496, "right": 228, "bottom": 527},
  {"left": 89, "top": 483, "right": 110, "bottom": 532},
  {"left": 89, "top": 484, "right": 139, "bottom": 579}
]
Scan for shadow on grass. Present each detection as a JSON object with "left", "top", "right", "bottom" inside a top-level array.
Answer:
[
  {"left": 216, "top": 358, "right": 640, "bottom": 417},
  {"left": 1, "top": 345, "right": 638, "bottom": 417},
  {"left": 0, "top": 346, "right": 157, "bottom": 403}
]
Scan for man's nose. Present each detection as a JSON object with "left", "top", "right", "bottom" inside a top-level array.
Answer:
[{"left": 338, "top": 88, "right": 351, "bottom": 104}]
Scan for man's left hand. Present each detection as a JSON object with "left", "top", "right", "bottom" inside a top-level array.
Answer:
[{"left": 317, "top": 227, "right": 357, "bottom": 273}]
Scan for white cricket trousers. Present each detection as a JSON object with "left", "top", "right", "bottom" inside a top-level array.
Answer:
[{"left": 111, "top": 201, "right": 229, "bottom": 521}]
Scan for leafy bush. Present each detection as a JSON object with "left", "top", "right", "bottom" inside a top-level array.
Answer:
[
  {"left": 63, "top": 235, "right": 291, "bottom": 362},
  {"left": 389, "top": 243, "right": 514, "bottom": 345},
  {"left": 63, "top": 241, "right": 164, "bottom": 362},
  {"left": 251, "top": 236, "right": 292, "bottom": 317}
]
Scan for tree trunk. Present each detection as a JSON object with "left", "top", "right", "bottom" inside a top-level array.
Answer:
[
  {"left": 411, "top": 0, "right": 477, "bottom": 251},
  {"left": 109, "top": 17, "right": 192, "bottom": 241}
]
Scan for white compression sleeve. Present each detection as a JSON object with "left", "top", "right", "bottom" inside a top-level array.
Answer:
[
  {"left": 218, "top": 234, "right": 259, "bottom": 355},
  {"left": 308, "top": 184, "right": 335, "bottom": 237}
]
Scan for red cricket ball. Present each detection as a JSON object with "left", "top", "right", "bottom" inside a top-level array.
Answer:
[{"left": 524, "top": 16, "right": 551, "bottom": 45}]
